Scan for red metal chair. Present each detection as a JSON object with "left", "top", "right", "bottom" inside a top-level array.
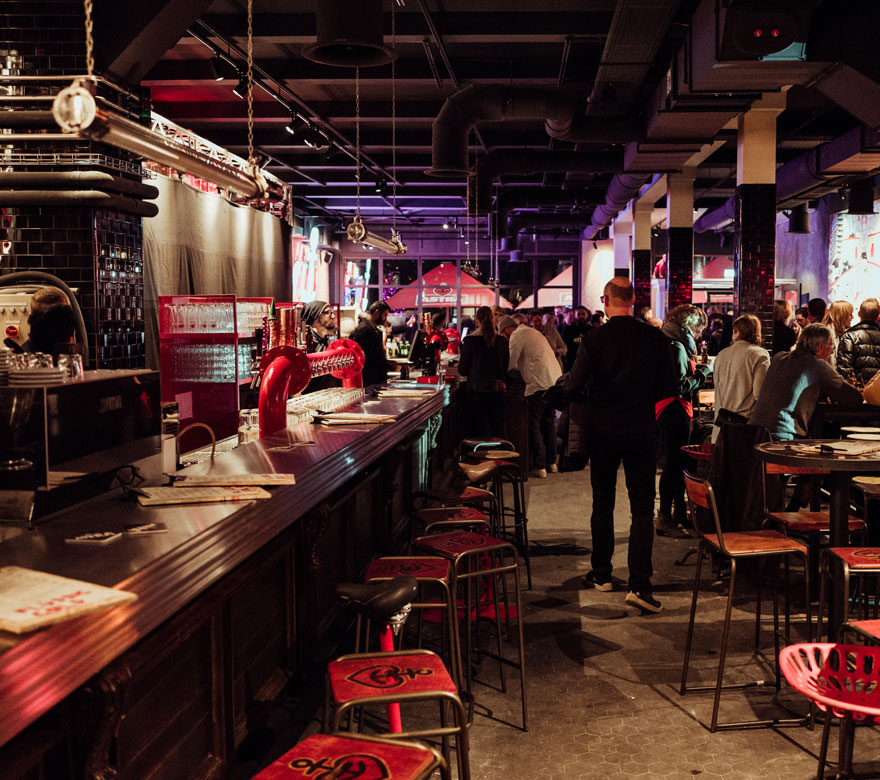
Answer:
[
  {"left": 780, "top": 643, "right": 880, "bottom": 779},
  {"left": 249, "top": 733, "right": 444, "bottom": 780},
  {"left": 818, "top": 547, "right": 880, "bottom": 641}
]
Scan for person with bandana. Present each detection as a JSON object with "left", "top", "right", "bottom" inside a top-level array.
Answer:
[{"left": 300, "top": 300, "right": 340, "bottom": 393}]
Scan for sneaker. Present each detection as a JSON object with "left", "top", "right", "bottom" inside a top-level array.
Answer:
[
  {"left": 625, "top": 591, "right": 663, "bottom": 613},
  {"left": 583, "top": 571, "right": 615, "bottom": 592},
  {"left": 547, "top": 461, "right": 559, "bottom": 473},
  {"left": 529, "top": 468, "right": 547, "bottom": 479}
]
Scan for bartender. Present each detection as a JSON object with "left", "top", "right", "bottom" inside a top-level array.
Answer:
[
  {"left": 301, "top": 300, "right": 340, "bottom": 394},
  {"left": 21, "top": 288, "right": 77, "bottom": 355},
  {"left": 351, "top": 300, "right": 394, "bottom": 387}
]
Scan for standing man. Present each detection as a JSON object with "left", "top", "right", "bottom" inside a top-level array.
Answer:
[
  {"left": 499, "top": 314, "right": 561, "bottom": 478},
  {"left": 530, "top": 309, "right": 567, "bottom": 370},
  {"left": 562, "top": 306, "right": 591, "bottom": 370},
  {"left": 301, "top": 300, "right": 339, "bottom": 393},
  {"left": 351, "top": 301, "right": 394, "bottom": 386},
  {"left": 836, "top": 297, "right": 880, "bottom": 387},
  {"left": 565, "top": 277, "right": 677, "bottom": 613}
]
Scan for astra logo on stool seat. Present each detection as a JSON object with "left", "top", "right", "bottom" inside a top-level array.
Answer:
[
  {"left": 346, "top": 664, "right": 434, "bottom": 689},
  {"left": 289, "top": 754, "right": 389, "bottom": 780}
]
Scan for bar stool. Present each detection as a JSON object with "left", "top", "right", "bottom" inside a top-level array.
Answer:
[
  {"left": 458, "top": 437, "right": 515, "bottom": 461},
  {"left": 457, "top": 457, "right": 531, "bottom": 588},
  {"left": 681, "top": 472, "right": 812, "bottom": 732},
  {"left": 324, "top": 649, "right": 470, "bottom": 780},
  {"left": 414, "top": 530, "right": 528, "bottom": 731},
  {"left": 780, "top": 643, "right": 880, "bottom": 780},
  {"left": 818, "top": 547, "right": 880, "bottom": 640},
  {"left": 363, "top": 556, "right": 464, "bottom": 691},
  {"left": 249, "top": 733, "right": 444, "bottom": 780}
]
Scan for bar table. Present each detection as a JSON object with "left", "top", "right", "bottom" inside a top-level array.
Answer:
[{"left": 754, "top": 440, "right": 880, "bottom": 637}]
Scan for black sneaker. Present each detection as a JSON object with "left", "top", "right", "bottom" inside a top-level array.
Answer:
[
  {"left": 625, "top": 591, "right": 662, "bottom": 613},
  {"left": 583, "top": 571, "right": 615, "bottom": 592}
]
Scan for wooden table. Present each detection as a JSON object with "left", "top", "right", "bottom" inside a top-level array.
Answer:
[{"left": 754, "top": 440, "right": 880, "bottom": 636}]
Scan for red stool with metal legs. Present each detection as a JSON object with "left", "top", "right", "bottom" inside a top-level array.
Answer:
[
  {"left": 327, "top": 578, "right": 470, "bottom": 780},
  {"left": 362, "top": 556, "right": 464, "bottom": 691},
  {"left": 249, "top": 733, "right": 444, "bottom": 780},
  {"left": 414, "top": 530, "right": 528, "bottom": 731},
  {"left": 780, "top": 643, "right": 880, "bottom": 780},
  {"left": 840, "top": 619, "right": 880, "bottom": 645},
  {"left": 818, "top": 547, "right": 880, "bottom": 640},
  {"left": 681, "top": 472, "right": 812, "bottom": 732}
]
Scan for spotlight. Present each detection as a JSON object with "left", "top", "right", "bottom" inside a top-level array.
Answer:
[
  {"left": 284, "top": 109, "right": 302, "bottom": 135},
  {"left": 374, "top": 178, "right": 388, "bottom": 195},
  {"left": 442, "top": 221, "right": 451, "bottom": 230},
  {"left": 304, "top": 128, "right": 329, "bottom": 152},
  {"left": 232, "top": 76, "right": 248, "bottom": 99},
  {"left": 787, "top": 203, "right": 811, "bottom": 234},
  {"left": 848, "top": 178, "right": 876, "bottom": 215},
  {"left": 209, "top": 56, "right": 224, "bottom": 82}
]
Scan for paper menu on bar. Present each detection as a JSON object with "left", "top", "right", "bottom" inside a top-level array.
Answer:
[
  {"left": 172, "top": 474, "right": 296, "bottom": 487},
  {"left": 0, "top": 566, "right": 137, "bottom": 634},
  {"left": 136, "top": 485, "right": 272, "bottom": 506}
]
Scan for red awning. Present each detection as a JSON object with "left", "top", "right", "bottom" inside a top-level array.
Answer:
[{"left": 385, "top": 263, "right": 512, "bottom": 309}]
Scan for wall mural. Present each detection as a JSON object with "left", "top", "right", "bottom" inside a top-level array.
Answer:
[{"left": 828, "top": 211, "right": 880, "bottom": 308}]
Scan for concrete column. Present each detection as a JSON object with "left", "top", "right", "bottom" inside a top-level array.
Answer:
[
  {"left": 612, "top": 220, "right": 632, "bottom": 278},
  {"left": 632, "top": 203, "right": 653, "bottom": 316},
  {"left": 734, "top": 104, "right": 780, "bottom": 350},
  {"left": 666, "top": 171, "right": 695, "bottom": 308}
]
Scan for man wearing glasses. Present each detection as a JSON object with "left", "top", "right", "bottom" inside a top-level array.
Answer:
[{"left": 565, "top": 277, "right": 676, "bottom": 614}]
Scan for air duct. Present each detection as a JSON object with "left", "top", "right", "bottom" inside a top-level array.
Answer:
[
  {"left": 493, "top": 190, "right": 596, "bottom": 238},
  {"left": 0, "top": 171, "right": 159, "bottom": 200},
  {"left": 301, "top": 0, "right": 397, "bottom": 68},
  {"left": 428, "top": 85, "right": 640, "bottom": 178},
  {"left": 583, "top": 174, "right": 650, "bottom": 240},
  {"left": 472, "top": 149, "right": 623, "bottom": 212},
  {"left": 0, "top": 191, "right": 159, "bottom": 218}
]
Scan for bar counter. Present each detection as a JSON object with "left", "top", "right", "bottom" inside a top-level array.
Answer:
[{"left": 0, "top": 387, "right": 449, "bottom": 777}]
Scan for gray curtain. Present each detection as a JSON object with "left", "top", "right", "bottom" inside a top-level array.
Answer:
[{"left": 144, "top": 176, "right": 291, "bottom": 367}]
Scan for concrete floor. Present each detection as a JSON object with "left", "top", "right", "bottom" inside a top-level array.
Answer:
[{"left": 249, "top": 464, "right": 880, "bottom": 780}]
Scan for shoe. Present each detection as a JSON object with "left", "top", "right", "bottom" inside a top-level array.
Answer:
[
  {"left": 547, "top": 461, "right": 559, "bottom": 473},
  {"left": 625, "top": 591, "right": 663, "bottom": 613},
  {"left": 529, "top": 468, "right": 547, "bottom": 479},
  {"left": 655, "top": 512, "right": 690, "bottom": 539},
  {"left": 583, "top": 571, "right": 615, "bottom": 592}
]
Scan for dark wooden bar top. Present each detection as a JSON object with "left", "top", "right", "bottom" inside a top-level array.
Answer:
[{"left": 0, "top": 388, "right": 447, "bottom": 748}]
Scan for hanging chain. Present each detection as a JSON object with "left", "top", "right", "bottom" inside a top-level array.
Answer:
[
  {"left": 355, "top": 66, "right": 361, "bottom": 219},
  {"left": 391, "top": 2, "right": 397, "bottom": 234},
  {"left": 465, "top": 139, "right": 471, "bottom": 268},
  {"left": 83, "top": 0, "right": 95, "bottom": 81},
  {"left": 473, "top": 151, "right": 479, "bottom": 268},
  {"left": 246, "top": 0, "right": 255, "bottom": 164}
]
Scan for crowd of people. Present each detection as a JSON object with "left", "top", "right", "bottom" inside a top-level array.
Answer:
[{"left": 456, "top": 283, "right": 877, "bottom": 614}]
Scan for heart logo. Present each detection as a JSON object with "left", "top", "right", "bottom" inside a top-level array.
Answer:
[{"left": 346, "top": 664, "right": 433, "bottom": 689}]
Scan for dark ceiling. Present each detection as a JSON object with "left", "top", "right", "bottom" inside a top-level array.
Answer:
[{"left": 136, "top": 0, "right": 878, "bottom": 238}]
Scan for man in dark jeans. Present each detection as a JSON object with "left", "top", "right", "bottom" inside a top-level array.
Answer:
[
  {"left": 350, "top": 301, "right": 394, "bottom": 387},
  {"left": 565, "top": 278, "right": 677, "bottom": 613}
]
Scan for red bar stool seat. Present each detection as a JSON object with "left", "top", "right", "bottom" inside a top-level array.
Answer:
[
  {"left": 780, "top": 643, "right": 880, "bottom": 779},
  {"left": 364, "top": 556, "right": 464, "bottom": 690},
  {"left": 324, "top": 649, "right": 470, "bottom": 780},
  {"left": 249, "top": 733, "right": 444, "bottom": 780},
  {"left": 414, "top": 531, "right": 528, "bottom": 731},
  {"left": 842, "top": 618, "right": 880, "bottom": 644},
  {"left": 819, "top": 547, "right": 880, "bottom": 639}
]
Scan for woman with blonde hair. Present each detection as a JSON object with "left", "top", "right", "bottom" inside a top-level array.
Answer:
[{"left": 822, "top": 301, "right": 854, "bottom": 367}]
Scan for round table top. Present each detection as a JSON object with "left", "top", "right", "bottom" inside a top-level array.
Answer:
[{"left": 754, "top": 440, "right": 880, "bottom": 471}]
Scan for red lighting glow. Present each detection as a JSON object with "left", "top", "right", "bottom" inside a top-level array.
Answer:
[
  {"left": 770, "top": 28, "right": 780, "bottom": 38},
  {"left": 753, "top": 28, "right": 763, "bottom": 38}
]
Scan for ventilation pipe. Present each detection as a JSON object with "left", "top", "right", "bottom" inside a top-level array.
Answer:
[
  {"left": 0, "top": 191, "right": 159, "bottom": 217},
  {"left": 428, "top": 85, "right": 640, "bottom": 177},
  {"left": 694, "top": 124, "right": 880, "bottom": 232},
  {"left": 583, "top": 174, "right": 650, "bottom": 240},
  {"left": 499, "top": 214, "right": 593, "bottom": 251},
  {"left": 494, "top": 190, "right": 597, "bottom": 238},
  {"left": 0, "top": 171, "right": 159, "bottom": 200},
  {"left": 473, "top": 149, "right": 623, "bottom": 212},
  {"left": 301, "top": 0, "right": 397, "bottom": 68}
]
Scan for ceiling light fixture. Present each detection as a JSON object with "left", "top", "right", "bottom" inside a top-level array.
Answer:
[
  {"left": 442, "top": 221, "right": 450, "bottom": 230},
  {"left": 284, "top": 109, "right": 302, "bottom": 135},
  {"left": 232, "top": 76, "right": 248, "bottom": 99},
  {"left": 374, "top": 178, "right": 388, "bottom": 195},
  {"left": 209, "top": 56, "right": 224, "bottom": 81}
]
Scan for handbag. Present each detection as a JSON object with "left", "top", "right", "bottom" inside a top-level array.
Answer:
[
  {"left": 713, "top": 407, "right": 749, "bottom": 427},
  {"left": 863, "top": 371, "right": 880, "bottom": 406}
]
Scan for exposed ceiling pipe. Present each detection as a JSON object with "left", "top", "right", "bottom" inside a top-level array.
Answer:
[
  {"left": 694, "top": 124, "right": 880, "bottom": 232},
  {"left": 428, "top": 85, "right": 640, "bottom": 177},
  {"left": 583, "top": 173, "right": 650, "bottom": 240},
  {"left": 0, "top": 171, "right": 159, "bottom": 200},
  {"left": 473, "top": 149, "right": 623, "bottom": 212},
  {"left": 500, "top": 214, "right": 594, "bottom": 250},
  {"left": 0, "top": 190, "right": 159, "bottom": 218}
]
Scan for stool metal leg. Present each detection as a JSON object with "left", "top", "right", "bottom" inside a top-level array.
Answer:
[
  {"left": 711, "top": 558, "right": 738, "bottom": 732},
  {"left": 680, "top": 541, "right": 706, "bottom": 695}
]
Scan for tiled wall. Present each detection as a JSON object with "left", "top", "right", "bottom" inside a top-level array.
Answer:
[
  {"left": 1, "top": 0, "right": 147, "bottom": 369},
  {"left": 632, "top": 249, "right": 652, "bottom": 314},
  {"left": 666, "top": 228, "right": 694, "bottom": 307},
  {"left": 734, "top": 184, "right": 776, "bottom": 350}
]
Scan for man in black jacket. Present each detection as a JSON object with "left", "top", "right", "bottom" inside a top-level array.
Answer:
[
  {"left": 837, "top": 297, "right": 880, "bottom": 387},
  {"left": 350, "top": 301, "right": 394, "bottom": 386},
  {"left": 565, "top": 277, "right": 677, "bottom": 613}
]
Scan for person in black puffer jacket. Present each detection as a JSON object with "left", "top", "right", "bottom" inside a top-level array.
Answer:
[
  {"left": 837, "top": 297, "right": 880, "bottom": 387},
  {"left": 458, "top": 305, "right": 509, "bottom": 437},
  {"left": 655, "top": 304, "right": 711, "bottom": 537}
]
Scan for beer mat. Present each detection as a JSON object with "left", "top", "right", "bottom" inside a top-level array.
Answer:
[
  {"left": 65, "top": 531, "right": 122, "bottom": 545},
  {"left": 123, "top": 522, "right": 168, "bottom": 535},
  {"left": 0, "top": 566, "right": 137, "bottom": 634},
  {"left": 482, "top": 450, "right": 520, "bottom": 459},
  {"left": 172, "top": 473, "right": 296, "bottom": 487},
  {"left": 136, "top": 485, "right": 271, "bottom": 506}
]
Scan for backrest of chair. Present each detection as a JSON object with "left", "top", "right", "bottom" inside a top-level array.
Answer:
[{"left": 684, "top": 470, "right": 725, "bottom": 544}]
